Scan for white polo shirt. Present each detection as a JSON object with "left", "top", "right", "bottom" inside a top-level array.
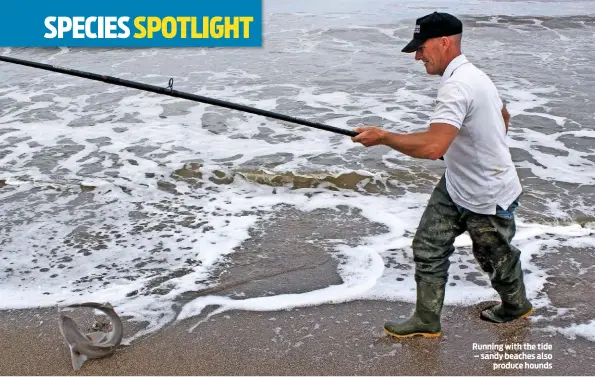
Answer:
[{"left": 430, "top": 54, "right": 522, "bottom": 215}]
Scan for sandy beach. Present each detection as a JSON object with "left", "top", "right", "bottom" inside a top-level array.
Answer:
[
  {"left": 2, "top": 206, "right": 594, "bottom": 376},
  {"left": 1, "top": 3, "right": 595, "bottom": 375},
  {"left": 2, "top": 299, "right": 594, "bottom": 375}
]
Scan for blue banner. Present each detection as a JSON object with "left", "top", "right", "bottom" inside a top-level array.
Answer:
[{"left": 0, "top": 0, "right": 262, "bottom": 47}]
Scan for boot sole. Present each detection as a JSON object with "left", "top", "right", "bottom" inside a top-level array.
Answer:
[
  {"left": 520, "top": 308, "right": 535, "bottom": 319},
  {"left": 383, "top": 328, "right": 441, "bottom": 338}
]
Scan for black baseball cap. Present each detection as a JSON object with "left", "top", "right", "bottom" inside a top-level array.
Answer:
[{"left": 401, "top": 12, "right": 463, "bottom": 53}]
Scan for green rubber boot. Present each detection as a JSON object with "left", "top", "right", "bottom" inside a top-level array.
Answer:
[
  {"left": 480, "top": 303, "right": 534, "bottom": 323},
  {"left": 481, "top": 281, "right": 534, "bottom": 323},
  {"left": 384, "top": 280, "right": 445, "bottom": 338}
]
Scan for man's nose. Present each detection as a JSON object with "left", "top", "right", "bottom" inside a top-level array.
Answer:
[{"left": 415, "top": 50, "right": 423, "bottom": 60}]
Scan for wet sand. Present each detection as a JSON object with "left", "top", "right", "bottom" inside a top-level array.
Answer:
[
  {"left": 1, "top": 300, "right": 594, "bottom": 375},
  {"left": 1, "top": 207, "right": 594, "bottom": 375}
]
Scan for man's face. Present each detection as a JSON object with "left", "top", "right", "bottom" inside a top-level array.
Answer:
[{"left": 414, "top": 37, "right": 446, "bottom": 75}]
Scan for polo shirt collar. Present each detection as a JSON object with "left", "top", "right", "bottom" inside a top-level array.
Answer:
[{"left": 440, "top": 54, "right": 468, "bottom": 86}]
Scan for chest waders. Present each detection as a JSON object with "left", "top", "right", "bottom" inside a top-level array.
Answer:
[{"left": 384, "top": 175, "right": 533, "bottom": 338}]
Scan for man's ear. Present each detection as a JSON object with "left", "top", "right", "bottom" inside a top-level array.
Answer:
[{"left": 441, "top": 37, "right": 450, "bottom": 49}]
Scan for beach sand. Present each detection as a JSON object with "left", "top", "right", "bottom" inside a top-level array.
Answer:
[
  {"left": 2, "top": 301, "right": 594, "bottom": 375},
  {"left": 2, "top": 207, "right": 594, "bottom": 376}
]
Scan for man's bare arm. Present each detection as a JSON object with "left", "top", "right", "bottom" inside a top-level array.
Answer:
[{"left": 352, "top": 123, "right": 459, "bottom": 160}]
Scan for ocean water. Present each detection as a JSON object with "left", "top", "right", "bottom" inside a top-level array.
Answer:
[{"left": 1, "top": 0, "right": 594, "bottom": 343}]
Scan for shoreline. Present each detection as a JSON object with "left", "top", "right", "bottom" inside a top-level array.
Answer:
[{"left": 2, "top": 209, "right": 594, "bottom": 376}]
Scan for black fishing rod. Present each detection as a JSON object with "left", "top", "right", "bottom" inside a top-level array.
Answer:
[{"left": 0, "top": 55, "right": 358, "bottom": 137}]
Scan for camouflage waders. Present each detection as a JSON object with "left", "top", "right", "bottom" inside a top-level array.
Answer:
[{"left": 384, "top": 174, "right": 533, "bottom": 338}]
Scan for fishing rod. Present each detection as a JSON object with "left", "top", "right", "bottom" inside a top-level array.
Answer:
[{"left": 0, "top": 55, "right": 358, "bottom": 137}]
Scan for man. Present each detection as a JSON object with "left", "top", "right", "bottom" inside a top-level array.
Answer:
[{"left": 352, "top": 12, "right": 533, "bottom": 338}]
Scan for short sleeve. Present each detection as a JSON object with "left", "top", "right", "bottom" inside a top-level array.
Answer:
[
  {"left": 430, "top": 81, "right": 472, "bottom": 129},
  {"left": 496, "top": 95, "right": 504, "bottom": 110}
]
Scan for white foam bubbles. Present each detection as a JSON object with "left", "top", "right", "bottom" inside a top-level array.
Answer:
[
  {"left": 543, "top": 320, "right": 595, "bottom": 342},
  {"left": 177, "top": 189, "right": 594, "bottom": 332}
]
